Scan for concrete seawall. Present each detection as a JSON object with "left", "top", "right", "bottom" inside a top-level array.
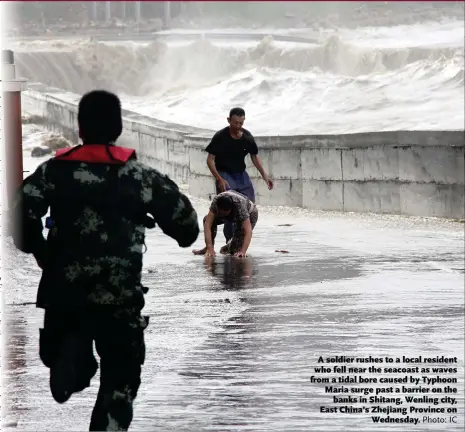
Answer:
[{"left": 22, "top": 83, "right": 464, "bottom": 219}]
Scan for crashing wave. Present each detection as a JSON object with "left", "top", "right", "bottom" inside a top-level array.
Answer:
[{"left": 15, "top": 34, "right": 463, "bottom": 96}]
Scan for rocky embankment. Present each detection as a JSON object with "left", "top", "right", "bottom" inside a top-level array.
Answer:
[
  {"left": 30, "top": 134, "right": 72, "bottom": 157},
  {"left": 23, "top": 116, "right": 72, "bottom": 157}
]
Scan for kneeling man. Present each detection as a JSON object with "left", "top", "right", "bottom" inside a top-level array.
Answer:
[{"left": 193, "top": 191, "right": 258, "bottom": 258}]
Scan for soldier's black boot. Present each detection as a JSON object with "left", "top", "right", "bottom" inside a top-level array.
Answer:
[{"left": 50, "top": 333, "right": 98, "bottom": 403}]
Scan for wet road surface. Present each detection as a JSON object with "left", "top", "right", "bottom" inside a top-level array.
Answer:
[{"left": 1, "top": 198, "right": 464, "bottom": 431}]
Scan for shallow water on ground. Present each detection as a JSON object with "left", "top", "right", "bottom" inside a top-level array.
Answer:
[{"left": 2, "top": 199, "right": 464, "bottom": 431}]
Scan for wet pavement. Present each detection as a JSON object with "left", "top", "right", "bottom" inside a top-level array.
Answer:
[{"left": 1, "top": 194, "right": 464, "bottom": 431}]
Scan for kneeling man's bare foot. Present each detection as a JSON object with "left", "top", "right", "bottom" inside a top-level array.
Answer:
[
  {"left": 220, "top": 244, "right": 230, "bottom": 255},
  {"left": 192, "top": 247, "right": 207, "bottom": 255}
]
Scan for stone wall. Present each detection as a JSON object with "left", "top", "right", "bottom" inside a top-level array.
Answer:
[{"left": 22, "top": 83, "right": 465, "bottom": 219}]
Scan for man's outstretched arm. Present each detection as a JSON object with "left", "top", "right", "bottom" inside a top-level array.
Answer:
[
  {"left": 148, "top": 171, "right": 200, "bottom": 247},
  {"left": 11, "top": 161, "right": 52, "bottom": 266},
  {"left": 250, "top": 154, "right": 273, "bottom": 190},
  {"left": 203, "top": 210, "right": 216, "bottom": 252},
  {"left": 206, "top": 154, "right": 222, "bottom": 183}
]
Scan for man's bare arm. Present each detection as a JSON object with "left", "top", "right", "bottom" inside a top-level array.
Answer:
[
  {"left": 251, "top": 154, "right": 272, "bottom": 188},
  {"left": 207, "top": 154, "right": 230, "bottom": 192},
  {"left": 204, "top": 210, "right": 216, "bottom": 250},
  {"left": 207, "top": 154, "right": 223, "bottom": 182}
]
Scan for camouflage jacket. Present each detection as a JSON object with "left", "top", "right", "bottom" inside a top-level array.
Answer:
[{"left": 11, "top": 154, "right": 199, "bottom": 310}]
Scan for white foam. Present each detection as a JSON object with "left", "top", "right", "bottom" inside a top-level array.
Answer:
[{"left": 14, "top": 20, "right": 464, "bottom": 135}]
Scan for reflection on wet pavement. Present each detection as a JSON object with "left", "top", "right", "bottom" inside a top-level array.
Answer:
[{"left": 2, "top": 205, "right": 464, "bottom": 431}]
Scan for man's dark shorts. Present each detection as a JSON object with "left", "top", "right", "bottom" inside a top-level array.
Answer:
[{"left": 217, "top": 171, "right": 255, "bottom": 202}]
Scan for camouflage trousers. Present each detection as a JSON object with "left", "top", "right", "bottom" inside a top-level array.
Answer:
[
  {"left": 204, "top": 206, "right": 259, "bottom": 254},
  {"left": 39, "top": 306, "right": 148, "bottom": 431}
]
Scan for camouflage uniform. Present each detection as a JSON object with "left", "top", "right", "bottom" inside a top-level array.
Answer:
[
  {"left": 12, "top": 154, "right": 199, "bottom": 431},
  {"left": 206, "top": 190, "right": 258, "bottom": 255}
]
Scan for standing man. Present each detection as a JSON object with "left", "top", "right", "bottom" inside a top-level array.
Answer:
[
  {"left": 205, "top": 107, "right": 273, "bottom": 246},
  {"left": 10, "top": 90, "right": 199, "bottom": 431}
]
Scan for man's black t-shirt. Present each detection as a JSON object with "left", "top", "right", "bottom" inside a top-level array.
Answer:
[{"left": 205, "top": 127, "right": 258, "bottom": 174}]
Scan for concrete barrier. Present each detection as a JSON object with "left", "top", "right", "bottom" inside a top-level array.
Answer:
[{"left": 22, "top": 83, "right": 464, "bottom": 219}]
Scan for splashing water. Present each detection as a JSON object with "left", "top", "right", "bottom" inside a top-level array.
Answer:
[{"left": 13, "top": 19, "right": 464, "bottom": 135}]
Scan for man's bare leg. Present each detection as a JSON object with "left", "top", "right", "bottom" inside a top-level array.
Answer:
[
  {"left": 193, "top": 244, "right": 229, "bottom": 255},
  {"left": 192, "top": 246, "right": 207, "bottom": 255},
  {"left": 220, "top": 243, "right": 230, "bottom": 255},
  {"left": 193, "top": 215, "right": 221, "bottom": 255}
]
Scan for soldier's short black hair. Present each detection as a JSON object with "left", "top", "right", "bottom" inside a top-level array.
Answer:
[
  {"left": 78, "top": 90, "right": 123, "bottom": 144},
  {"left": 229, "top": 107, "right": 245, "bottom": 118},
  {"left": 216, "top": 194, "right": 234, "bottom": 211}
]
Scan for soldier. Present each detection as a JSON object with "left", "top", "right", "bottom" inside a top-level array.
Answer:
[{"left": 10, "top": 90, "right": 199, "bottom": 431}]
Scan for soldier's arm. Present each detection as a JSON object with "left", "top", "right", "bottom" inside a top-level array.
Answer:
[
  {"left": 148, "top": 172, "right": 200, "bottom": 248},
  {"left": 10, "top": 161, "right": 52, "bottom": 263}
]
